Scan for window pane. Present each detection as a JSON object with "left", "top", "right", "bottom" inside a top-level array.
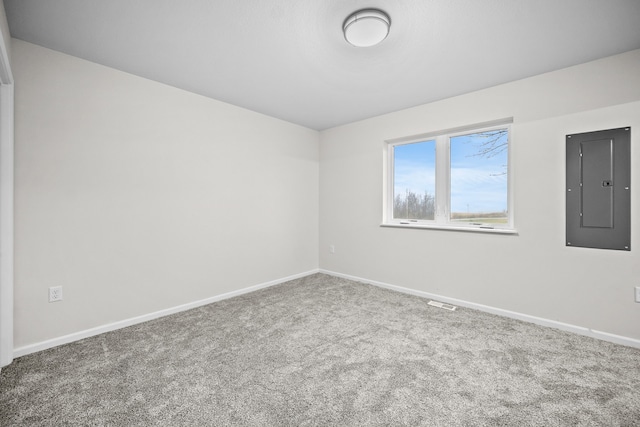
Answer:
[
  {"left": 393, "top": 140, "right": 436, "bottom": 220},
  {"left": 450, "top": 129, "right": 508, "bottom": 224}
]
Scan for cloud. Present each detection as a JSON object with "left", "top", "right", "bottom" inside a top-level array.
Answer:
[
  {"left": 394, "top": 160, "right": 435, "bottom": 196},
  {"left": 393, "top": 162, "right": 507, "bottom": 213},
  {"left": 450, "top": 166, "right": 507, "bottom": 212}
]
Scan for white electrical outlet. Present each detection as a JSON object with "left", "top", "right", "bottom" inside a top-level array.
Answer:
[
  {"left": 635, "top": 286, "right": 640, "bottom": 303},
  {"left": 49, "top": 286, "right": 63, "bottom": 302},
  {"left": 329, "top": 245, "right": 335, "bottom": 254}
]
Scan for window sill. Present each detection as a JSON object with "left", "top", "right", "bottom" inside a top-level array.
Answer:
[{"left": 380, "top": 222, "right": 518, "bottom": 235}]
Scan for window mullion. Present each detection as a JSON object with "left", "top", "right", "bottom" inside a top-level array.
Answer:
[
  {"left": 386, "top": 144, "right": 395, "bottom": 223},
  {"left": 435, "top": 135, "right": 450, "bottom": 224}
]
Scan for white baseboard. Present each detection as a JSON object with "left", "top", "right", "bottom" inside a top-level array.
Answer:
[
  {"left": 14, "top": 269, "right": 320, "bottom": 358},
  {"left": 320, "top": 269, "right": 640, "bottom": 350},
  {"left": 15, "top": 267, "right": 639, "bottom": 358}
]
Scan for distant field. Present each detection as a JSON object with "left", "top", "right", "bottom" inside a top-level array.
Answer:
[{"left": 450, "top": 212, "right": 508, "bottom": 224}]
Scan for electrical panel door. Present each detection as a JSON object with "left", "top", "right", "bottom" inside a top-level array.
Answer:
[{"left": 566, "top": 127, "right": 630, "bottom": 250}]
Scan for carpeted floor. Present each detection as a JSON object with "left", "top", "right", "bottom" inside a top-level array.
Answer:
[{"left": 1, "top": 273, "right": 639, "bottom": 426}]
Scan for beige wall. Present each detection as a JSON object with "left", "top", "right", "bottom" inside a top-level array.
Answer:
[
  {"left": 13, "top": 40, "right": 319, "bottom": 348},
  {"left": 319, "top": 49, "right": 640, "bottom": 341}
]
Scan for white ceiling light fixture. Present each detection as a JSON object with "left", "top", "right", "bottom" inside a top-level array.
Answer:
[{"left": 343, "top": 9, "right": 391, "bottom": 47}]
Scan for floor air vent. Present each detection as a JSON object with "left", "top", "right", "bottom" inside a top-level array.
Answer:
[{"left": 428, "top": 300, "right": 457, "bottom": 311}]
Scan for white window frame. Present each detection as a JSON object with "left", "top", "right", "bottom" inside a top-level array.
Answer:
[{"left": 383, "top": 119, "right": 516, "bottom": 234}]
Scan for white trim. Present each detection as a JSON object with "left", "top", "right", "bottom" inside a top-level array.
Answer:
[
  {"left": 0, "top": 84, "right": 13, "bottom": 367},
  {"left": 319, "top": 269, "right": 640, "bottom": 349},
  {"left": 380, "top": 223, "right": 518, "bottom": 234},
  {"left": 385, "top": 117, "right": 514, "bottom": 145},
  {"left": 14, "top": 269, "right": 320, "bottom": 358},
  {"left": 0, "top": 14, "right": 14, "bottom": 367},
  {"left": 384, "top": 120, "right": 514, "bottom": 232}
]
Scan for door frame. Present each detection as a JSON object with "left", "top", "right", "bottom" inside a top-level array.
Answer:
[{"left": 0, "top": 25, "right": 14, "bottom": 367}]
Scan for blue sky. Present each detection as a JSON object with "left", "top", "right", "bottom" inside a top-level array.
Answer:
[
  {"left": 393, "top": 140, "right": 436, "bottom": 199},
  {"left": 394, "top": 131, "right": 508, "bottom": 213}
]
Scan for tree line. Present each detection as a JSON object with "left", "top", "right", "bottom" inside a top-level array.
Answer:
[
  {"left": 393, "top": 189, "right": 435, "bottom": 220},
  {"left": 394, "top": 189, "right": 506, "bottom": 220}
]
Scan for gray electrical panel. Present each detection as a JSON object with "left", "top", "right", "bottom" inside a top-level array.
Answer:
[{"left": 566, "top": 127, "right": 630, "bottom": 250}]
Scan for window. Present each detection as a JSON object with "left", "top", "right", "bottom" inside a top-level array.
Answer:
[
  {"left": 385, "top": 121, "right": 513, "bottom": 232},
  {"left": 393, "top": 140, "right": 436, "bottom": 220}
]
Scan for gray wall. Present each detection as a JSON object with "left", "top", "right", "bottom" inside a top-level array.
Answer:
[
  {"left": 12, "top": 38, "right": 640, "bottom": 351},
  {"left": 319, "top": 49, "right": 640, "bottom": 342},
  {"left": 13, "top": 40, "right": 319, "bottom": 349}
]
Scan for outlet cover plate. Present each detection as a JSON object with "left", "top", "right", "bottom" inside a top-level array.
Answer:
[
  {"left": 635, "top": 286, "right": 640, "bottom": 303},
  {"left": 49, "top": 286, "right": 63, "bottom": 302}
]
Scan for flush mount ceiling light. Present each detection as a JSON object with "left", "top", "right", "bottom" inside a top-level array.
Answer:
[{"left": 343, "top": 9, "right": 391, "bottom": 47}]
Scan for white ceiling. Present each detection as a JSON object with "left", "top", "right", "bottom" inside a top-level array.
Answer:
[{"left": 4, "top": 0, "right": 640, "bottom": 130}]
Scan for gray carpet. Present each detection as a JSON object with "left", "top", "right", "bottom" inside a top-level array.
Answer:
[{"left": 1, "top": 273, "right": 639, "bottom": 426}]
